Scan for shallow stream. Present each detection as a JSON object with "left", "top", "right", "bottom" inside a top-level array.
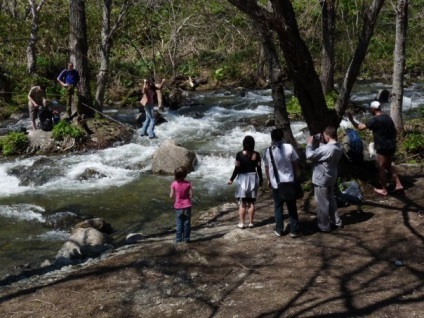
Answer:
[{"left": 0, "top": 82, "right": 423, "bottom": 277}]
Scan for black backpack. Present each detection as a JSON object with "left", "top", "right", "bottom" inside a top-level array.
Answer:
[{"left": 38, "top": 106, "right": 54, "bottom": 131}]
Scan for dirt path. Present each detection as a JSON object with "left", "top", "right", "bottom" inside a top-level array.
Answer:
[{"left": 0, "top": 175, "right": 423, "bottom": 317}]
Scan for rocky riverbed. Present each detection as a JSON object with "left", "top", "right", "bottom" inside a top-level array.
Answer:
[{"left": 0, "top": 166, "right": 423, "bottom": 317}]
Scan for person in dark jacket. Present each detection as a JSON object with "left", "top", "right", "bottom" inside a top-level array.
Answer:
[{"left": 348, "top": 101, "right": 403, "bottom": 195}]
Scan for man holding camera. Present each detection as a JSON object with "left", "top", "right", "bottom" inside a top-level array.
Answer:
[{"left": 306, "top": 126, "right": 343, "bottom": 232}]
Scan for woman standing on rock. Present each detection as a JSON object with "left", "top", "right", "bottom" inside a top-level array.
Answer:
[
  {"left": 139, "top": 78, "right": 165, "bottom": 139},
  {"left": 227, "top": 135, "right": 263, "bottom": 229}
]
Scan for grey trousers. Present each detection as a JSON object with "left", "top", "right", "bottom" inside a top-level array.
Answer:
[{"left": 314, "top": 185, "right": 342, "bottom": 231}]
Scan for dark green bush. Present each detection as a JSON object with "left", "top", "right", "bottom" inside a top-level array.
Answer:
[
  {"left": 52, "top": 120, "right": 84, "bottom": 140},
  {"left": 0, "top": 132, "right": 29, "bottom": 156},
  {"left": 402, "top": 132, "right": 424, "bottom": 154}
]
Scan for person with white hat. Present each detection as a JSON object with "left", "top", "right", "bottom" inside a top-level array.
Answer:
[{"left": 347, "top": 101, "right": 404, "bottom": 196}]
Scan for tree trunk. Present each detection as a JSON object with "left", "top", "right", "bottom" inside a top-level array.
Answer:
[
  {"left": 335, "top": 0, "right": 385, "bottom": 117},
  {"left": 227, "top": 0, "right": 336, "bottom": 134},
  {"left": 69, "top": 0, "right": 93, "bottom": 117},
  {"left": 390, "top": 0, "right": 408, "bottom": 136},
  {"left": 257, "top": 23, "right": 297, "bottom": 147},
  {"left": 94, "top": 0, "right": 131, "bottom": 112},
  {"left": 94, "top": 0, "right": 112, "bottom": 112},
  {"left": 272, "top": 81, "right": 298, "bottom": 148},
  {"left": 319, "top": 0, "right": 336, "bottom": 94},
  {"left": 26, "top": 0, "right": 46, "bottom": 75}
]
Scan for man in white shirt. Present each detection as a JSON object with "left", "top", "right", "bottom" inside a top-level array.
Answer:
[{"left": 263, "top": 129, "right": 301, "bottom": 237}]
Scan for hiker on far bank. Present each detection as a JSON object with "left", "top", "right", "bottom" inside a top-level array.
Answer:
[
  {"left": 348, "top": 101, "right": 404, "bottom": 196},
  {"left": 57, "top": 62, "right": 80, "bottom": 119},
  {"left": 306, "top": 126, "right": 343, "bottom": 233},
  {"left": 28, "top": 84, "right": 47, "bottom": 130},
  {"left": 139, "top": 78, "right": 165, "bottom": 139}
]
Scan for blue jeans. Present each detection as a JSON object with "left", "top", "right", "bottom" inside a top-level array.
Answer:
[
  {"left": 140, "top": 104, "right": 156, "bottom": 138},
  {"left": 272, "top": 188, "right": 299, "bottom": 234},
  {"left": 175, "top": 207, "right": 191, "bottom": 243}
]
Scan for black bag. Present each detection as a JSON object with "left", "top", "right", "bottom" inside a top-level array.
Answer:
[
  {"left": 269, "top": 147, "right": 304, "bottom": 201},
  {"left": 38, "top": 106, "right": 53, "bottom": 131}
]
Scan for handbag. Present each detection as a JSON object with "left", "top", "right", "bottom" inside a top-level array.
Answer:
[{"left": 268, "top": 146, "right": 303, "bottom": 200}]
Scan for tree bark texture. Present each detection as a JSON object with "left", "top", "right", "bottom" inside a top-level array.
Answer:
[
  {"left": 95, "top": 0, "right": 131, "bottom": 112},
  {"left": 26, "top": 0, "right": 46, "bottom": 74},
  {"left": 335, "top": 0, "right": 385, "bottom": 117},
  {"left": 95, "top": 0, "right": 112, "bottom": 112},
  {"left": 69, "top": 0, "right": 93, "bottom": 117},
  {"left": 271, "top": 81, "right": 298, "bottom": 148},
  {"left": 227, "top": 0, "right": 336, "bottom": 134},
  {"left": 390, "top": 0, "right": 408, "bottom": 135},
  {"left": 319, "top": 0, "right": 336, "bottom": 94}
]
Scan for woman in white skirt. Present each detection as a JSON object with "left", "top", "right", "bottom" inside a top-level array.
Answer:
[{"left": 227, "top": 135, "right": 263, "bottom": 228}]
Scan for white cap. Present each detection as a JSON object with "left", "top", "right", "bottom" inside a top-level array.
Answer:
[{"left": 370, "top": 101, "right": 381, "bottom": 109}]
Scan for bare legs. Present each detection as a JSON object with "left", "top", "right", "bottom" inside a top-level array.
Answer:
[
  {"left": 238, "top": 201, "right": 255, "bottom": 228},
  {"left": 374, "top": 153, "right": 404, "bottom": 195}
]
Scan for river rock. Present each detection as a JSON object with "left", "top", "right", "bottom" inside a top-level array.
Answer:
[
  {"left": 394, "top": 164, "right": 424, "bottom": 177},
  {"left": 45, "top": 211, "right": 81, "bottom": 230},
  {"left": 151, "top": 139, "right": 197, "bottom": 174},
  {"left": 75, "top": 218, "right": 114, "bottom": 234},
  {"left": 55, "top": 227, "right": 113, "bottom": 262},
  {"left": 7, "top": 157, "right": 60, "bottom": 186},
  {"left": 75, "top": 168, "right": 107, "bottom": 181}
]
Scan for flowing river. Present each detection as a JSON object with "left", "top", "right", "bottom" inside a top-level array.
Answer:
[{"left": 0, "top": 82, "right": 423, "bottom": 278}]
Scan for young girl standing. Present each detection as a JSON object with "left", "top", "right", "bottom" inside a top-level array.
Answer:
[{"left": 170, "top": 166, "right": 193, "bottom": 243}]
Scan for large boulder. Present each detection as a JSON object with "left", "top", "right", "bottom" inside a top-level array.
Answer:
[
  {"left": 7, "top": 157, "right": 62, "bottom": 186},
  {"left": 74, "top": 217, "right": 114, "bottom": 234},
  {"left": 55, "top": 227, "right": 113, "bottom": 263},
  {"left": 152, "top": 139, "right": 197, "bottom": 175}
]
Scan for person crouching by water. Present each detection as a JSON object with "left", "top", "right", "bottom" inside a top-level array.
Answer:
[
  {"left": 28, "top": 84, "right": 47, "bottom": 130},
  {"left": 262, "top": 129, "right": 301, "bottom": 238},
  {"left": 139, "top": 78, "right": 165, "bottom": 139},
  {"left": 170, "top": 166, "right": 193, "bottom": 243},
  {"left": 227, "top": 135, "right": 263, "bottom": 229}
]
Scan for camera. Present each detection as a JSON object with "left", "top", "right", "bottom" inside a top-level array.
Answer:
[{"left": 313, "top": 133, "right": 322, "bottom": 141}]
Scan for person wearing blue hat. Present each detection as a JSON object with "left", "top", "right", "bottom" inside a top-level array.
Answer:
[{"left": 347, "top": 101, "right": 404, "bottom": 195}]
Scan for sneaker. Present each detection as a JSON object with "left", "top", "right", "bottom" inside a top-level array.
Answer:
[
  {"left": 237, "top": 223, "right": 244, "bottom": 229},
  {"left": 331, "top": 224, "right": 344, "bottom": 231},
  {"left": 149, "top": 136, "right": 158, "bottom": 139},
  {"left": 248, "top": 223, "right": 254, "bottom": 228},
  {"left": 274, "top": 230, "right": 282, "bottom": 237},
  {"left": 140, "top": 134, "right": 146, "bottom": 137},
  {"left": 290, "top": 232, "right": 301, "bottom": 238}
]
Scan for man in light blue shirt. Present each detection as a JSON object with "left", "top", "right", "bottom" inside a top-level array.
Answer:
[{"left": 306, "top": 126, "right": 343, "bottom": 232}]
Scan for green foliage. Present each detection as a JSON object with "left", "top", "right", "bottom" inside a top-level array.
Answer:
[
  {"left": 52, "top": 121, "right": 84, "bottom": 141},
  {"left": 325, "top": 92, "right": 338, "bottom": 109},
  {"left": 286, "top": 97, "right": 302, "bottom": 115},
  {"left": 402, "top": 132, "right": 424, "bottom": 154},
  {"left": 0, "top": 132, "right": 29, "bottom": 156},
  {"left": 419, "top": 107, "right": 424, "bottom": 118}
]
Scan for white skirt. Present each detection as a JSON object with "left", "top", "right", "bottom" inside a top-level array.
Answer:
[{"left": 235, "top": 172, "right": 259, "bottom": 199}]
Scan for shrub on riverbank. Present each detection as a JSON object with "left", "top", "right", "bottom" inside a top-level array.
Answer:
[
  {"left": 52, "top": 121, "right": 85, "bottom": 141},
  {"left": 0, "top": 132, "right": 29, "bottom": 156}
]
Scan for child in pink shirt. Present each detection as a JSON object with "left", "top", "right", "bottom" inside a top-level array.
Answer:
[{"left": 170, "top": 166, "right": 193, "bottom": 243}]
